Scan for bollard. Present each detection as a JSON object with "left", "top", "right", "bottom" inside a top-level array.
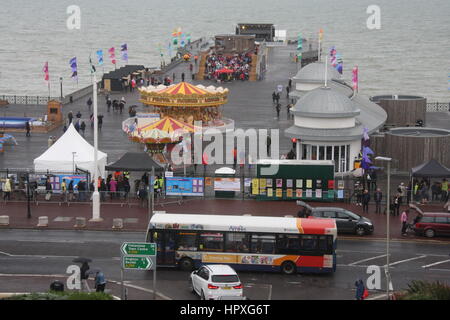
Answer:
[
  {"left": 74, "top": 217, "right": 86, "bottom": 228},
  {"left": 37, "top": 216, "right": 48, "bottom": 227},
  {"left": 0, "top": 215, "right": 9, "bottom": 226},
  {"left": 112, "top": 218, "right": 123, "bottom": 230}
]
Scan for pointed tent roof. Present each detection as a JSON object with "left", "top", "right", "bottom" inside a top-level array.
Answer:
[
  {"left": 34, "top": 123, "right": 107, "bottom": 174},
  {"left": 157, "top": 82, "right": 209, "bottom": 95},
  {"left": 105, "top": 152, "right": 164, "bottom": 172},
  {"left": 411, "top": 159, "right": 450, "bottom": 177}
]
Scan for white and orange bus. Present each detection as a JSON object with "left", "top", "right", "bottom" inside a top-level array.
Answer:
[{"left": 146, "top": 213, "right": 337, "bottom": 274}]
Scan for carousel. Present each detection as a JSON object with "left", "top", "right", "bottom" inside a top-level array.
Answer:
[
  {"left": 138, "top": 82, "right": 232, "bottom": 129},
  {"left": 128, "top": 116, "right": 195, "bottom": 154}
]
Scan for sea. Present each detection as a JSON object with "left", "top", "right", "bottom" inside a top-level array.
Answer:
[{"left": 0, "top": 0, "right": 449, "bottom": 102}]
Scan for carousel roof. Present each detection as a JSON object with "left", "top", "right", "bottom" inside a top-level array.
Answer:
[
  {"left": 139, "top": 117, "right": 195, "bottom": 133},
  {"left": 139, "top": 82, "right": 229, "bottom": 107}
]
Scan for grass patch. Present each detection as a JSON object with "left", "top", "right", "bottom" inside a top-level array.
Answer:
[
  {"left": 396, "top": 280, "right": 450, "bottom": 300},
  {"left": 2, "top": 291, "right": 113, "bottom": 300}
]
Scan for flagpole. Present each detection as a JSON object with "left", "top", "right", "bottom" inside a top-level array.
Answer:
[
  {"left": 325, "top": 55, "right": 328, "bottom": 87},
  {"left": 91, "top": 69, "right": 102, "bottom": 222}
]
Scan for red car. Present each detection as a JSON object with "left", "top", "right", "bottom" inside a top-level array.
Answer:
[{"left": 414, "top": 212, "right": 450, "bottom": 238}]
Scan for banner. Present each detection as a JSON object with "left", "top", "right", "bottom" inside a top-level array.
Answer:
[
  {"left": 121, "top": 44, "right": 128, "bottom": 62},
  {"left": 166, "top": 177, "right": 204, "bottom": 196},
  {"left": 108, "top": 47, "right": 116, "bottom": 65},
  {"left": 214, "top": 178, "right": 240, "bottom": 192},
  {"left": 96, "top": 50, "right": 104, "bottom": 66},
  {"left": 43, "top": 62, "right": 49, "bottom": 83},
  {"left": 69, "top": 57, "right": 78, "bottom": 81},
  {"left": 352, "top": 66, "right": 358, "bottom": 91}
]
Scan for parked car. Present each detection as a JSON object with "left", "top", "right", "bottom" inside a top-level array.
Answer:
[
  {"left": 189, "top": 264, "right": 243, "bottom": 300},
  {"left": 413, "top": 212, "right": 450, "bottom": 238},
  {"left": 297, "top": 201, "right": 374, "bottom": 236}
]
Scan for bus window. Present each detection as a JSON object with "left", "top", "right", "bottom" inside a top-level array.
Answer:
[
  {"left": 176, "top": 232, "right": 197, "bottom": 251},
  {"left": 199, "top": 232, "right": 224, "bottom": 252},
  {"left": 318, "top": 235, "right": 329, "bottom": 251},
  {"left": 251, "top": 234, "right": 276, "bottom": 254},
  {"left": 276, "top": 234, "right": 300, "bottom": 254},
  {"left": 225, "top": 233, "right": 250, "bottom": 253},
  {"left": 300, "top": 235, "right": 318, "bottom": 251}
]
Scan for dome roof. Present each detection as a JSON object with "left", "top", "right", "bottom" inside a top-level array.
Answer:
[
  {"left": 292, "top": 62, "right": 340, "bottom": 83},
  {"left": 293, "top": 86, "right": 360, "bottom": 118}
]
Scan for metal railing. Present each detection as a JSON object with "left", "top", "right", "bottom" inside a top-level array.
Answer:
[
  {"left": 0, "top": 95, "right": 61, "bottom": 105},
  {"left": 426, "top": 102, "right": 450, "bottom": 112}
]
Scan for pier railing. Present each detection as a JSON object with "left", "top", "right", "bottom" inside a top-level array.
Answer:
[
  {"left": 426, "top": 102, "right": 450, "bottom": 112},
  {"left": 0, "top": 95, "right": 61, "bottom": 105}
]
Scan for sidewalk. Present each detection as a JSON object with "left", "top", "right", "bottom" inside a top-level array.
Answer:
[{"left": 1, "top": 198, "right": 448, "bottom": 241}]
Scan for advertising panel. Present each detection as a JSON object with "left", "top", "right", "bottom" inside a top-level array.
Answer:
[{"left": 166, "top": 177, "right": 204, "bottom": 196}]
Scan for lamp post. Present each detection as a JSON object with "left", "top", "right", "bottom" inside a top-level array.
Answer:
[
  {"left": 72, "top": 152, "right": 77, "bottom": 173},
  {"left": 375, "top": 156, "right": 392, "bottom": 300},
  {"left": 90, "top": 71, "right": 102, "bottom": 222},
  {"left": 59, "top": 77, "right": 63, "bottom": 101}
]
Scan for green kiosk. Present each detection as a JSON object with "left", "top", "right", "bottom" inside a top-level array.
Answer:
[{"left": 253, "top": 159, "right": 335, "bottom": 201}]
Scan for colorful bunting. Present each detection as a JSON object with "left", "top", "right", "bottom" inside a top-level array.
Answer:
[
  {"left": 108, "top": 47, "right": 116, "bottom": 66},
  {"left": 96, "top": 50, "right": 104, "bottom": 66},
  {"left": 43, "top": 62, "right": 49, "bottom": 83},
  {"left": 352, "top": 66, "right": 358, "bottom": 91},
  {"left": 121, "top": 43, "right": 128, "bottom": 62}
]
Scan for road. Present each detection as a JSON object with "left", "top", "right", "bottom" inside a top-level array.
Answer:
[{"left": 0, "top": 229, "right": 449, "bottom": 300}]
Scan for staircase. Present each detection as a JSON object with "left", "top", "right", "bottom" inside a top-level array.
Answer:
[{"left": 249, "top": 53, "right": 258, "bottom": 81}]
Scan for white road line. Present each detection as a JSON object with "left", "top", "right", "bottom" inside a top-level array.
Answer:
[
  {"left": 383, "top": 255, "right": 427, "bottom": 267},
  {"left": 421, "top": 259, "right": 450, "bottom": 268},
  {"left": 429, "top": 268, "right": 450, "bottom": 272},
  {"left": 348, "top": 254, "right": 388, "bottom": 266}
]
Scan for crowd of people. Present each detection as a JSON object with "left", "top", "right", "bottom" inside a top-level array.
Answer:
[{"left": 204, "top": 53, "right": 252, "bottom": 82}]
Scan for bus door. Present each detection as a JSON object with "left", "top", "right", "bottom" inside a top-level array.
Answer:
[{"left": 152, "top": 230, "right": 176, "bottom": 265}]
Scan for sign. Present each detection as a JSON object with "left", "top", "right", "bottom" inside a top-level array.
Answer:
[
  {"left": 165, "top": 171, "right": 174, "bottom": 178},
  {"left": 214, "top": 178, "right": 240, "bottom": 192},
  {"left": 166, "top": 177, "right": 204, "bottom": 196},
  {"left": 122, "top": 256, "right": 154, "bottom": 270},
  {"left": 121, "top": 242, "right": 156, "bottom": 256}
]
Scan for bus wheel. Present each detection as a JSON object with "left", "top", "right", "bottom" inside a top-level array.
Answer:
[
  {"left": 281, "top": 261, "right": 296, "bottom": 275},
  {"left": 425, "top": 229, "right": 435, "bottom": 238},
  {"left": 179, "top": 257, "right": 194, "bottom": 271}
]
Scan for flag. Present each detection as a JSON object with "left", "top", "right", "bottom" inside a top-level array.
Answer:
[
  {"left": 352, "top": 66, "right": 358, "bottom": 91},
  {"left": 89, "top": 56, "right": 96, "bottom": 73},
  {"left": 108, "top": 47, "right": 116, "bottom": 65},
  {"left": 96, "top": 50, "right": 104, "bottom": 66},
  {"left": 69, "top": 57, "right": 78, "bottom": 81},
  {"left": 361, "top": 128, "right": 372, "bottom": 170},
  {"left": 43, "top": 62, "right": 49, "bottom": 83},
  {"left": 335, "top": 53, "right": 343, "bottom": 74},
  {"left": 297, "top": 34, "right": 303, "bottom": 50},
  {"left": 120, "top": 43, "right": 128, "bottom": 62},
  {"left": 180, "top": 33, "right": 186, "bottom": 47}
]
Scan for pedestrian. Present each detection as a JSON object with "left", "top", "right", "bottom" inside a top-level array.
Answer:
[
  {"left": 275, "top": 92, "right": 280, "bottom": 104},
  {"left": 109, "top": 177, "right": 117, "bottom": 200},
  {"left": 393, "top": 192, "right": 401, "bottom": 216},
  {"left": 80, "top": 121, "right": 86, "bottom": 135},
  {"left": 189, "top": 64, "right": 193, "bottom": 73},
  {"left": 45, "top": 178, "right": 52, "bottom": 201},
  {"left": 173, "top": 72, "right": 176, "bottom": 82},
  {"left": 272, "top": 91, "right": 277, "bottom": 104},
  {"left": 47, "top": 136, "right": 53, "bottom": 148},
  {"left": 362, "top": 189, "right": 370, "bottom": 213},
  {"left": 286, "top": 103, "right": 291, "bottom": 119},
  {"left": 119, "top": 97, "right": 125, "bottom": 114},
  {"left": 76, "top": 111, "right": 82, "bottom": 119},
  {"left": 61, "top": 179, "right": 67, "bottom": 202},
  {"left": 401, "top": 209, "right": 409, "bottom": 236},
  {"left": 374, "top": 188, "right": 382, "bottom": 214},
  {"left": 98, "top": 114, "right": 103, "bottom": 131},
  {"left": 441, "top": 179, "right": 448, "bottom": 202},
  {"left": 95, "top": 271, "right": 106, "bottom": 292},
  {"left": 68, "top": 180, "right": 74, "bottom": 201},
  {"left": 90, "top": 113, "right": 94, "bottom": 128},
  {"left": 398, "top": 182, "right": 406, "bottom": 206},
  {"left": 138, "top": 183, "right": 148, "bottom": 208},
  {"left": 181, "top": 72, "right": 185, "bottom": 82},
  {"left": 87, "top": 97, "right": 92, "bottom": 111},
  {"left": 112, "top": 100, "right": 118, "bottom": 112},
  {"left": 2, "top": 178, "right": 12, "bottom": 200},
  {"left": 286, "top": 85, "right": 290, "bottom": 98},
  {"left": 355, "top": 279, "right": 366, "bottom": 300},
  {"left": 288, "top": 78, "right": 292, "bottom": 89},
  {"left": 80, "top": 262, "right": 90, "bottom": 292},
  {"left": 276, "top": 103, "right": 281, "bottom": 118},
  {"left": 106, "top": 97, "right": 112, "bottom": 112},
  {"left": 74, "top": 120, "right": 80, "bottom": 132}
]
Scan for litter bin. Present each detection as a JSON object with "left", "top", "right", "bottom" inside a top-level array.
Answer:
[{"left": 50, "top": 280, "right": 64, "bottom": 292}]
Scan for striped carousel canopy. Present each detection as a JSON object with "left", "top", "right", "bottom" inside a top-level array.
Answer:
[
  {"left": 157, "top": 82, "right": 209, "bottom": 95},
  {"left": 139, "top": 116, "right": 195, "bottom": 133}
]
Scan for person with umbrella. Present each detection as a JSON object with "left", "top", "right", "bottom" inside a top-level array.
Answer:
[{"left": 73, "top": 257, "right": 92, "bottom": 292}]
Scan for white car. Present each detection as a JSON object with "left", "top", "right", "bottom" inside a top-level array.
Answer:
[{"left": 189, "top": 264, "right": 243, "bottom": 300}]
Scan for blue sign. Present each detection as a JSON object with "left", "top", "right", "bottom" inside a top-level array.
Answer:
[
  {"left": 166, "top": 177, "right": 204, "bottom": 196},
  {"left": 48, "top": 174, "right": 87, "bottom": 193}
]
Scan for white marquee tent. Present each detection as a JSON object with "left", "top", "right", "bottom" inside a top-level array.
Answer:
[{"left": 34, "top": 123, "right": 107, "bottom": 177}]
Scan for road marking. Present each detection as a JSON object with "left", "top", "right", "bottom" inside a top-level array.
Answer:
[
  {"left": 421, "top": 259, "right": 450, "bottom": 268},
  {"left": 267, "top": 284, "right": 272, "bottom": 301},
  {"left": 383, "top": 255, "right": 427, "bottom": 267},
  {"left": 107, "top": 280, "right": 172, "bottom": 300},
  {"left": 348, "top": 254, "right": 388, "bottom": 266},
  {"left": 366, "top": 293, "right": 388, "bottom": 300},
  {"left": 429, "top": 268, "right": 450, "bottom": 272}
]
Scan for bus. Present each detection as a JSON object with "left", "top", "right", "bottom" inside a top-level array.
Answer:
[{"left": 146, "top": 213, "right": 337, "bottom": 274}]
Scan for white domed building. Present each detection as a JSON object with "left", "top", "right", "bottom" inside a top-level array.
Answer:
[{"left": 285, "top": 64, "right": 387, "bottom": 173}]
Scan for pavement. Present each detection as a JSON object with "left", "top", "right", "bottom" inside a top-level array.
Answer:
[{"left": 1, "top": 197, "right": 449, "bottom": 242}]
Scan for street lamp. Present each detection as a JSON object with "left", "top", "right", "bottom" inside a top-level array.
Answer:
[
  {"left": 59, "top": 77, "right": 63, "bottom": 101},
  {"left": 375, "top": 156, "right": 392, "bottom": 300}
]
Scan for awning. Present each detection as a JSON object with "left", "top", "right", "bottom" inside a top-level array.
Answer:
[
  {"left": 411, "top": 159, "right": 450, "bottom": 178},
  {"left": 105, "top": 152, "right": 164, "bottom": 172}
]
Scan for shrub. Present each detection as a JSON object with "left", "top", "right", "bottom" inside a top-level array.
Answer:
[
  {"left": 2, "top": 291, "right": 113, "bottom": 300},
  {"left": 397, "top": 280, "right": 450, "bottom": 300}
]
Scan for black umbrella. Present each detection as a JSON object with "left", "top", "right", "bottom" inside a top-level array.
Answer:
[{"left": 72, "top": 257, "right": 92, "bottom": 263}]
